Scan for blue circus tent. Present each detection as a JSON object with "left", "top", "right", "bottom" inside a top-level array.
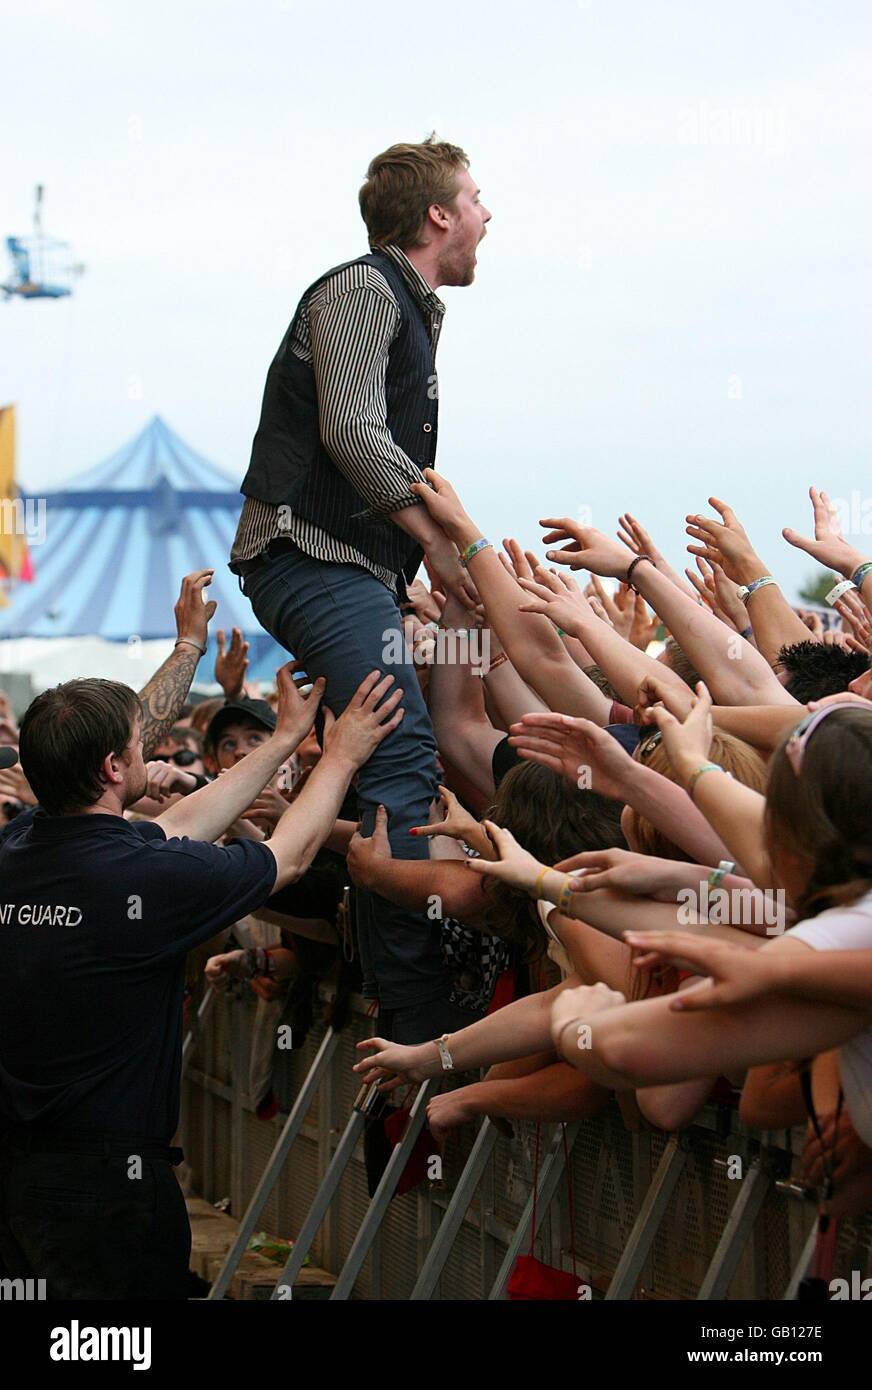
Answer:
[{"left": 0, "top": 416, "right": 288, "bottom": 683}]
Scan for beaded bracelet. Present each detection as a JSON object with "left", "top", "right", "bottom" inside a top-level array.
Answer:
[{"left": 625, "top": 554, "right": 652, "bottom": 592}]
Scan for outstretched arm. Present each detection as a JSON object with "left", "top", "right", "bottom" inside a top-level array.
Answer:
[
  {"left": 537, "top": 518, "right": 796, "bottom": 707},
  {"left": 549, "top": 941, "right": 869, "bottom": 1090},
  {"left": 354, "top": 974, "right": 580, "bottom": 1085},
  {"left": 508, "top": 709, "right": 739, "bottom": 869},
  {"left": 685, "top": 497, "right": 817, "bottom": 666},
  {"left": 347, "top": 807, "right": 489, "bottom": 923},
  {"left": 410, "top": 473, "right": 611, "bottom": 722}
]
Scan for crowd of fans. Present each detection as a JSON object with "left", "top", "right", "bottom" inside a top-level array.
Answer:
[{"left": 3, "top": 477, "right": 872, "bottom": 1279}]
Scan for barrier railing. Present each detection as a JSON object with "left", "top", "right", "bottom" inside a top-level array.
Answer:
[{"left": 180, "top": 986, "right": 872, "bottom": 1301}]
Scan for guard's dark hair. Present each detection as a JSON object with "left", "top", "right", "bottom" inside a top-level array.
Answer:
[{"left": 19, "top": 678, "right": 141, "bottom": 815}]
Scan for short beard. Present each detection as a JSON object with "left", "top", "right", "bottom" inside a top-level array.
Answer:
[
  {"left": 124, "top": 767, "right": 149, "bottom": 808},
  {"left": 439, "top": 250, "right": 476, "bottom": 288}
]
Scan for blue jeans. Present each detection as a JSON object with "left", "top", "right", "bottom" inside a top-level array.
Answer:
[{"left": 241, "top": 542, "right": 448, "bottom": 1010}]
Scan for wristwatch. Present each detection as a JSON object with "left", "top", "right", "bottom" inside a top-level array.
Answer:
[{"left": 435, "top": 1034, "right": 455, "bottom": 1072}]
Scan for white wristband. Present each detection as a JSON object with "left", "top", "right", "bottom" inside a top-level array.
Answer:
[
  {"left": 825, "top": 579, "right": 856, "bottom": 607},
  {"left": 435, "top": 1034, "right": 455, "bottom": 1072}
]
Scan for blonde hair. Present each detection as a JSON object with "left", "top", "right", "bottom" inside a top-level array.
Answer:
[{"left": 630, "top": 730, "right": 766, "bottom": 860}]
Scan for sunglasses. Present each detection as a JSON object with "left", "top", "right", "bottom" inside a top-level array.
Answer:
[
  {"left": 637, "top": 729, "right": 662, "bottom": 761},
  {"left": 168, "top": 748, "right": 198, "bottom": 767},
  {"left": 784, "top": 702, "right": 861, "bottom": 775}
]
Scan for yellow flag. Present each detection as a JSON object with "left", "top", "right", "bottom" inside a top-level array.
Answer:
[{"left": 0, "top": 404, "right": 28, "bottom": 589}]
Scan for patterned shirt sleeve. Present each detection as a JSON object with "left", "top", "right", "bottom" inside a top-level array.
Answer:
[{"left": 307, "top": 274, "right": 427, "bottom": 517}]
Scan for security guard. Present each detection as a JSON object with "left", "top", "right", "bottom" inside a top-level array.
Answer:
[{"left": 0, "top": 665, "right": 401, "bottom": 1298}]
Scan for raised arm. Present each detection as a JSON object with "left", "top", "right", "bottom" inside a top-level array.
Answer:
[
  {"left": 426, "top": 592, "right": 504, "bottom": 801},
  {"left": 643, "top": 684, "right": 772, "bottom": 887},
  {"left": 783, "top": 486, "right": 872, "bottom": 610},
  {"left": 515, "top": 568, "right": 689, "bottom": 709},
  {"left": 538, "top": 518, "right": 796, "bottom": 707},
  {"left": 686, "top": 496, "right": 819, "bottom": 665},
  {"left": 139, "top": 570, "right": 216, "bottom": 758},
  {"left": 410, "top": 471, "right": 611, "bottom": 722}
]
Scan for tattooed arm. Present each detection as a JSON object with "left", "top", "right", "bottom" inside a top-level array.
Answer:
[{"left": 139, "top": 570, "right": 217, "bottom": 759}]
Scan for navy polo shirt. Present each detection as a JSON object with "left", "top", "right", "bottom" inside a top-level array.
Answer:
[{"left": 0, "top": 809, "right": 276, "bottom": 1141}]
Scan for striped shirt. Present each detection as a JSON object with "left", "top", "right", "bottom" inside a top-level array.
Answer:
[{"left": 231, "top": 245, "right": 445, "bottom": 591}]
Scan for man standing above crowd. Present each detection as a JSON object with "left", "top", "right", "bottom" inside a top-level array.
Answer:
[{"left": 231, "top": 137, "right": 492, "bottom": 1046}]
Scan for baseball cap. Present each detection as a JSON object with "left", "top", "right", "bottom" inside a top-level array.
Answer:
[{"left": 205, "top": 698, "right": 276, "bottom": 750}]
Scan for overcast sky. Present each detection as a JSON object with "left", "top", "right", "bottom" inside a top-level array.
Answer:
[{"left": 2, "top": 0, "right": 872, "bottom": 599}]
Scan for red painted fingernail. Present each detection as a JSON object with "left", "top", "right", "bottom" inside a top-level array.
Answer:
[{"left": 409, "top": 828, "right": 417, "bottom": 836}]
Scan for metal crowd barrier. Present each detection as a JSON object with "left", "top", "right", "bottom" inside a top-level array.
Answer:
[{"left": 180, "top": 987, "right": 872, "bottom": 1301}]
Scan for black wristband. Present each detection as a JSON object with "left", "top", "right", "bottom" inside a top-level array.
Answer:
[{"left": 625, "top": 554, "right": 652, "bottom": 592}]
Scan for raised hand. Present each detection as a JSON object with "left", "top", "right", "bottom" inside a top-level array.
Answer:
[
  {"left": 539, "top": 517, "right": 634, "bottom": 579},
  {"left": 515, "top": 567, "right": 591, "bottom": 636},
  {"left": 273, "top": 662, "right": 326, "bottom": 753},
  {"left": 214, "top": 627, "right": 250, "bottom": 700},
  {"left": 683, "top": 555, "right": 745, "bottom": 632},
  {"left": 508, "top": 711, "right": 634, "bottom": 801},
  {"left": 834, "top": 587, "right": 872, "bottom": 649},
  {"left": 465, "top": 821, "right": 545, "bottom": 893},
  {"left": 628, "top": 590, "right": 661, "bottom": 651},
  {"left": 617, "top": 512, "right": 660, "bottom": 562},
  {"left": 782, "top": 487, "right": 867, "bottom": 579},
  {"left": 640, "top": 681, "right": 715, "bottom": 786},
  {"left": 174, "top": 569, "right": 218, "bottom": 651},
  {"left": 498, "top": 536, "right": 535, "bottom": 583},
  {"left": 346, "top": 802, "right": 393, "bottom": 888},
  {"left": 685, "top": 496, "right": 763, "bottom": 588},
  {"left": 618, "top": 512, "right": 699, "bottom": 600},
  {"left": 587, "top": 574, "right": 634, "bottom": 641},
  {"left": 621, "top": 930, "right": 771, "bottom": 1011}
]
